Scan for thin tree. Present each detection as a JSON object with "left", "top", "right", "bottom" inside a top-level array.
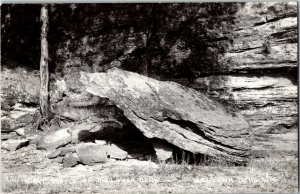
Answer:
[
  {"left": 39, "top": 4, "right": 50, "bottom": 121},
  {"left": 141, "top": 4, "right": 161, "bottom": 76}
]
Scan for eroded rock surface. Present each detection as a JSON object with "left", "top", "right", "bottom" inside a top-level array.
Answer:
[
  {"left": 37, "top": 128, "right": 72, "bottom": 150},
  {"left": 194, "top": 76, "right": 297, "bottom": 134},
  {"left": 80, "top": 68, "right": 253, "bottom": 164}
]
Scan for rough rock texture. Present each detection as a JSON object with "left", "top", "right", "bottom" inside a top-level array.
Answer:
[
  {"left": 37, "top": 128, "right": 72, "bottom": 150},
  {"left": 1, "top": 67, "right": 40, "bottom": 109},
  {"left": 194, "top": 76, "right": 297, "bottom": 134},
  {"left": 50, "top": 2, "right": 296, "bottom": 134},
  {"left": 76, "top": 143, "right": 107, "bottom": 165},
  {"left": 63, "top": 153, "right": 80, "bottom": 168},
  {"left": 2, "top": 2, "right": 297, "bottom": 138},
  {"left": 1, "top": 103, "right": 37, "bottom": 133},
  {"left": 1, "top": 139, "right": 30, "bottom": 151},
  {"left": 191, "top": 2, "right": 297, "bottom": 134},
  {"left": 218, "top": 3, "right": 297, "bottom": 72},
  {"left": 80, "top": 68, "right": 253, "bottom": 164}
]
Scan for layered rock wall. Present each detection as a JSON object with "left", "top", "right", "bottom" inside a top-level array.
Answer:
[{"left": 193, "top": 3, "right": 297, "bottom": 133}]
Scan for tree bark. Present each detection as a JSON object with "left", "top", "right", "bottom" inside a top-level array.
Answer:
[
  {"left": 142, "top": 5, "right": 160, "bottom": 76},
  {"left": 40, "top": 4, "right": 50, "bottom": 120}
]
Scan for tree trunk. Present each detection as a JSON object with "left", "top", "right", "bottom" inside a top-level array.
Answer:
[
  {"left": 40, "top": 4, "right": 50, "bottom": 120},
  {"left": 142, "top": 5, "right": 160, "bottom": 76}
]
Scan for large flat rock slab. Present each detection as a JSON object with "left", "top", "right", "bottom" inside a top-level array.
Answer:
[{"left": 80, "top": 68, "right": 253, "bottom": 164}]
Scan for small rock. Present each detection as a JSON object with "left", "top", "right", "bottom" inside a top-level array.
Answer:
[
  {"left": 103, "top": 144, "right": 128, "bottom": 160},
  {"left": 63, "top": 153, "right": 79, "bottom": 168},
  {"left": 15, "top": 113, "right": 34, "bottom": 124},
  {"left": 15, "top": 128, "right": 26, "bottom": 137},
  {"left": 95, "top": 140, "right": 107, "bottom": 145},
  {"left": 47, "top": 149, "right": 62, "bottom": 159},
  {"left": 152, "top": 141, "right": 173, "bottom": 161},
  {"left": 37, "top": 128, "right": 72, "bottom": 150},
  {"left": 1, "top": 139, "right": 30, "bottom": 151},
  {"left": 76, "top": 143, "right": 107, "bottom": 165}
]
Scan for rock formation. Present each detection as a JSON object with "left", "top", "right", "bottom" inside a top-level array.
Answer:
[
  {"left": 1, "top": 2, "right": 296, "bottom": 167},
  {"left": 79, "top": 68, "right": 253, "bottom": 164},
  {"left": 51, "top": 2, "right": 296, "bottom": 134},
  {"left": 194, "top": 76, "right": 297, "bottom": 134},
  {"left": 2, "top": 2, "right": 297, "bottom": 135}
]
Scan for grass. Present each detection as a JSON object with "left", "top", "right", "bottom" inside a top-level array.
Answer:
[
  {"left": 2, "top": 154, "right": 298, "bottom": 193},
  {"left": 2, "top": 130, "right": 298, "bottom": 193}
]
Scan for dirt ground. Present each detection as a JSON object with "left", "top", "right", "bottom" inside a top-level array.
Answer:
[{"left": 2, "top": 129, "right": 298, "bottom": 193}]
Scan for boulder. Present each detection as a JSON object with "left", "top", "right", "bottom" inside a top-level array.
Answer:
[
  {"left": 152, "top": 141, "right": 173, "bottom": 161},
  {"left": 37, "top": 128, "right": 72, "bottom": 150},
  {"left": 80, "top": 68, "right": 253, "bottom": 164},
  {"left": 76, "top": 143, "right": 107, "bottom": 165},
  {"left": 103, "top": 144, "right": 128, "bottom": 160},
  {"left": 63, "top": 153, "right": 80, "bottom": 168},
  {"left": 1, "top": 139, "right": 29, "bottom": 151},
  {"left": 15, "top": 128, "right": 26, "bottom": 136}
]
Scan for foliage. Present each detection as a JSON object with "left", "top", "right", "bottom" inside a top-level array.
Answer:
[
  {"left": 1, "top": 3, "right": 245, "bottom": 78},
  {"left": 1, "top": 4, "right": 41, "bottom": 69}
]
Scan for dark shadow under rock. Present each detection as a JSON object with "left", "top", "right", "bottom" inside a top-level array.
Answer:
[
  {"left": 77, "top": 123, "right": 156, "bottom": 159},
  {"left": 78, "top": 130, "right": 95, "bottom": 142}
]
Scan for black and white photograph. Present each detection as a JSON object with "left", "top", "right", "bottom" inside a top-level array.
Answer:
[{"left": 1, "top": 2, "right": 298, "bottom": 193}]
